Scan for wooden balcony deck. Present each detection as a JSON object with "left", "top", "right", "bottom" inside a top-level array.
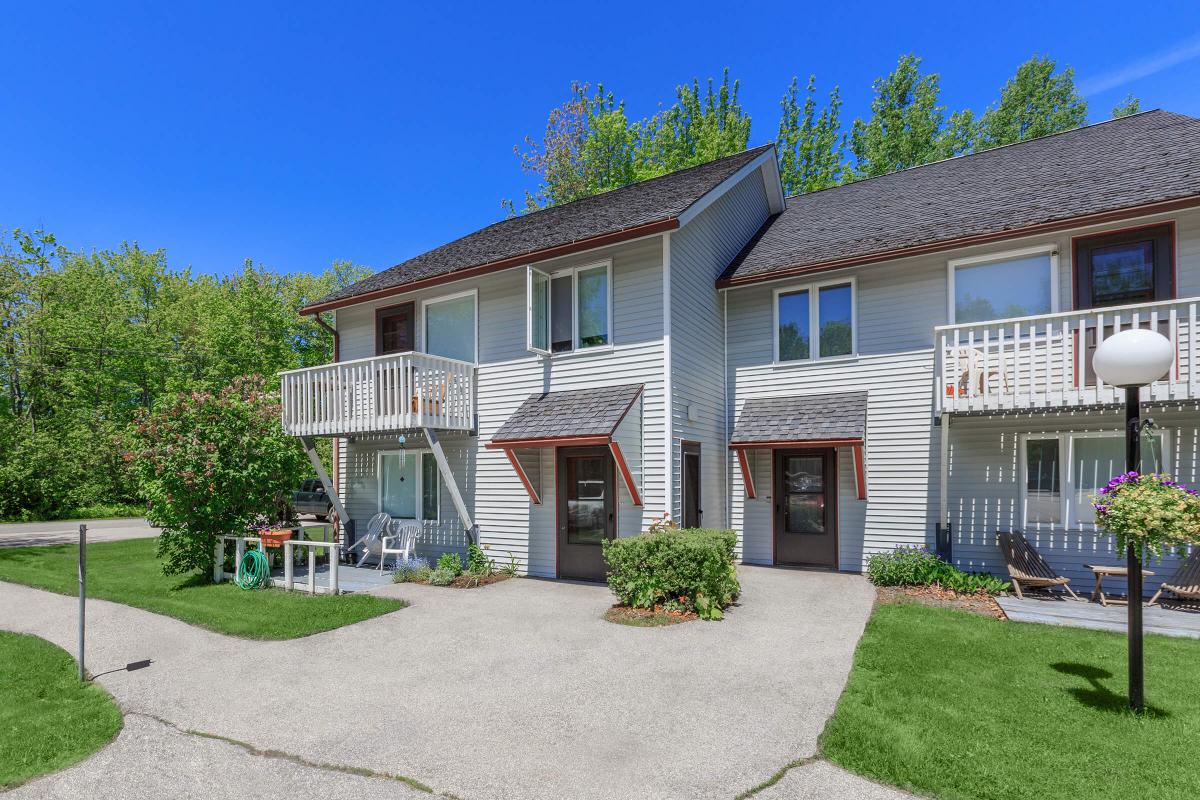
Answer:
[
  {"left": 936, "top": 296, "right": 1200, "bottom": 415},
  {"left": 280, "top": 352, "right": 476, "bottom": 437}
]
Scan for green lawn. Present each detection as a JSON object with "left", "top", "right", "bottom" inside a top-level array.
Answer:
[
  {"left": 821, "top": 601, "right": 1200, "bottom": 800},
  {"left": 0, "top": 631, "right": 123, "bottom": 789},
  {"left": 0, "top": 537, "right": 406, "bottom": 639}
]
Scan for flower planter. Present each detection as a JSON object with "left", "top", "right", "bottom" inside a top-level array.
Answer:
[{"left": 258, "top": 529, "right": 293, "bottom": 549}]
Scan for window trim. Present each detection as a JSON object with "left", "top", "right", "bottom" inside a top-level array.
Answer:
[
  {"left": 526, "top": 259, "right": 614, "bottom": 356},
  {"left": 1018, "top": 430, "right": 1172, "bottom": 531},
  {"left": 772, "top": 276, "right": 857, "bottom": 365},
  {"left": 419, "top": 288, "right": 479, "bottom": 364},
  {"left": 376, "top": 449, "right": 440, "bottom": 522},
  {"left": 947, "top": 244, "right": 1059, "bottom": 325}
]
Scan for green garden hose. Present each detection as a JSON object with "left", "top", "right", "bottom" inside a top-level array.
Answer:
[{"left": 236, "top": 549, "right": 271, "bottom": 590}]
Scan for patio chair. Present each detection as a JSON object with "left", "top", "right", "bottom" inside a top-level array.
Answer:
[
  {"left": 347, "top": 512, "right": 391, "bottom": 567},
  {"left": 380, "top": 519, "right": 421, "bottom": 572},
  {"left": 1149, "top": 549, "right": 1200, "bottom": 606},
  {"left": 996, "top": 531, "right": 1080, "bottom": 600},
  {"left": 951, "top": 347, "right": 1009, "bottom": 397}
]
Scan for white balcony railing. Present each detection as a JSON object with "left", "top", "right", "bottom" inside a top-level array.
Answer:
[
  {"left": 280, "top": 352, "right": 475, "bottom": 437},
  {"left": 936, "top": 296, "right": 1200, "bottom": 414}
]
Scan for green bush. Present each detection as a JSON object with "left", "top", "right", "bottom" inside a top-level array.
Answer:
[
  {"left": 436, "top": 552, "right": 463, "bottom": 576},
  {"left": 603, "top": 528, "right": 740, "bottom": 620},
  {"left": 427, "top": 568, "right": 455, "bottom": 586},
  {"left": 866, "top": 546, "right": 1009, "bottom": 595},
  {"left": 466, "top": 543, "right": 492, "bottom": 575}
]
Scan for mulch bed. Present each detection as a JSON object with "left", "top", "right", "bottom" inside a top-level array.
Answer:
[
  {"left": 876, "top": 585, "right": 1007, "bottom": 620},
  {"left": 604, "top": 605, "right": 698, "bottom": 626},
  {"left": 448, "top": 573, "right": 511, "bottom": 589}
]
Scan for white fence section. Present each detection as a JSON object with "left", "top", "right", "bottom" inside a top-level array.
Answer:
[
  {"left": 280, "top": 352, "right": 476, "bottom": 436},
  {"left": 214, "top": 535, "right": 340, "bottom": 595},
  {"left": 936, "top": 296, "right": 1200, "bottom": 414}
]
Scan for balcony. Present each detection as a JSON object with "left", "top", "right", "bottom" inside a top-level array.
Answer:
[
  {"left": 280, "top": 352, "right": 476, "bottom": 437},
  {"left": 936, "top": 296, "right": 1200, "bottom": 414}
]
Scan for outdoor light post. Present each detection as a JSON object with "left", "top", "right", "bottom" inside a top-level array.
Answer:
[{"left": 1092, "top": 328, "right": 1174, "bottom": 713}]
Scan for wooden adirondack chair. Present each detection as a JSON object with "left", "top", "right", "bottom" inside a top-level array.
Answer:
[
  {"left": 1149, "top": 550, "right": 1200, "bottom": 606},
  {"left": 996, "top": 531, "right": 1080, "bottom": 600}
]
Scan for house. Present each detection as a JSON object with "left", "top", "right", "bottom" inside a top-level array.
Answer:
[{"left": 283, "top": 109, "right": 1200, "bottom": 592}]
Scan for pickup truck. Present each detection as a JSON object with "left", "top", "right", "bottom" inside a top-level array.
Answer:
[{"left": 292, "top": 478, "right": 333, "bottom": 520}]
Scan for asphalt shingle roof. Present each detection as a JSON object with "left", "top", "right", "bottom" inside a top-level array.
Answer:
[
  {"left": 491, "top": 384, "right": 644, "bottom": 444},
  {"left": 721, "top": 110, "right": 1200, "bottom": 284},
  {"left": 312, "top": 145, "right": 774, "bottom": 309},
  {"left": 731, "top": 392, "right": 867, "bottom": 445}
]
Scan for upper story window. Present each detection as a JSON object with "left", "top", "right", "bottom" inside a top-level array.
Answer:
[
  {"left": 949, "top": 246, "right": 1056, "bottom": 324},
  {"left": 422, "top": 290, "right": 477, "bottom": 363},
  {"left": 1073, "top": 224, "right": 1173, "bottom": 309},
  {"left": 528, "top": 261, "right": 612, "bottom": 355},
  {"left": 376, "top": 302, "right": 415, "bottom": 355},
  {"left": 774, "top": 279, "right": 855, "bottom": 363}
]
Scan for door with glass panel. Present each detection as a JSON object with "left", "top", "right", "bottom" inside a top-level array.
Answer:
[
  {"left": 556, "top": 446, "right": 615, "bottom": 581},
  {"left": 774, "top": 449, "right": 837, "bottom": 567}
]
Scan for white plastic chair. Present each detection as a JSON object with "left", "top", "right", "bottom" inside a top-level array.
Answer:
[
  {"left": 347, "top": 512, "right": 391, "bottom": 567},
  {"left": 952, "top": 346, "right": 1009, "bottom": 396},
  {"left": 380, "top": 519, "right": 421, "bottom": 572}
]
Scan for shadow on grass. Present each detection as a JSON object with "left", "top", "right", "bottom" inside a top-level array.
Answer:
[{"left": 1052, "top": 662, "right": 1168, "bottom": 717}]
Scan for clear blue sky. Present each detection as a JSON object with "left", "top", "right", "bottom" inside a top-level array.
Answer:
[{"left": 3, "top": 1, "right": 1200, "bottom": 278}]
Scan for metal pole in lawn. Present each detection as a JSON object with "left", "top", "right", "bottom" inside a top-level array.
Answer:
[
  {"left": 78, "top": 523, "right": 87, "bottom": 682},
  {"left": 1124, "top": 387, "right": 1144, "bottom": 713}
]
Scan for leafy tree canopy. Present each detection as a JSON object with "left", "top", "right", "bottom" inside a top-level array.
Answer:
[
  {"left": 974, "top": 55, "right": 1088, "bottom": 150},
  {"left": 1112, "top": 94, "right": 1141, "bottom": 118},
  {"left": 777, "top": 75, "right": 847, "bottom": 194}
]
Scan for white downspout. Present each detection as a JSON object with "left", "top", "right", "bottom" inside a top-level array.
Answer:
[{"left": 662, "top": 232, "right": 674, "bottom": 520}]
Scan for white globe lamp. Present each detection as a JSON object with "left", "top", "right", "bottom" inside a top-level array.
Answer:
[
  {"left": 1092, "top": 328, "right": 1174, "bottom": 388},
  {"left": 1090, "top": 325, "right": 1173, "bottom": 714}
]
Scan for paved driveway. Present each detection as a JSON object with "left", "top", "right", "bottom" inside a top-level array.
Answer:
[
  {"left": 0, "top": 566, "right": 899, "bottom": 799},
  {"left": 0, "top": 517, "right": 156, "bottom": 548}
]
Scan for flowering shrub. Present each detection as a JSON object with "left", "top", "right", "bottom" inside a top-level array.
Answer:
[
  {"left": 1092, "top": 472, "right": 1200, "bottom": 558},
  {"left": 130, "top": 375, "right": 307, "bottom": 576},
  {"left": 392, "top": 557, "right": 431, "bottom": 583}
]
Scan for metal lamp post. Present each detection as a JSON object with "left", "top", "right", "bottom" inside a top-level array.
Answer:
[{"left": 1092, "top": 327, "right": 1174, "bottom": 713}]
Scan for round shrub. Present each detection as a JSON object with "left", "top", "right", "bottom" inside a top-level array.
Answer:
[
  {"left": 427, "top": 568, "right": 455, "bottom": 586},
  {"left": 603, "top": 528, "right": 739, "bottom": 620},
  {"left": 436, "top": 552, "right": 463, "bottom": 576}
]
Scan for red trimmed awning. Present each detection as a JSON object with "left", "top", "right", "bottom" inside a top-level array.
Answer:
[
  {"left": 729, "top": 392, "right": 868, "bottom": 501},
  {"left": 486, "top": 385, "right": 644, "bottom": 506}
]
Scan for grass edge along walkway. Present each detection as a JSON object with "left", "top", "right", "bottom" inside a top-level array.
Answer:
[
  {"left": 0, "top": 631, "right": 123, "bottom": 790},
  {"left": 0, "top": 537, "right": 406, "bottom": 640},
  {"left": 820, "top": 600, "right": 1200, "bottom": 800}
]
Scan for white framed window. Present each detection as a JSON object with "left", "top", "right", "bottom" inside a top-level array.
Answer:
[
  {"left": 377, "top": 450, "right": 440, "bottom": 521},
  {"left": 421, "top": 289, "right": 477, "bottom": 363},
  {"left": 773, "top": 277, "right": 856, "bottom": 363},
  {"left": 1019, "top": 430, "right": 1170, "bottom": 530},
  {"left": 527, "top": 260, "right": 612, "bottom": 355},
  {"left": 948, "top": 245, "right": 1058, "bottom": 324}
]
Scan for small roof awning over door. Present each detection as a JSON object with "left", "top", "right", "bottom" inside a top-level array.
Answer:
[
  {"left": 730, "top": 392, "right": 868, "bottom": 501},
  {"left": 486, "top": 384, "right": 644, "bottom": 506}
]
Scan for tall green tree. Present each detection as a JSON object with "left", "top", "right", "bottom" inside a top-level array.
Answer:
[
  {"left": 848, "top": 55, "right": 969, "bottom": 179},
  {"left": 974, "top": 56, "right": 1087, "bottom": 150},
  {"left": 635, "top": 70, "right": 752, "bottom": 179},
  {"left": 777, "top": 76, "right": 847, "bottom": 194},
  {"left": 1112, "top": 94, "right": 1141, "bottom": 118}
]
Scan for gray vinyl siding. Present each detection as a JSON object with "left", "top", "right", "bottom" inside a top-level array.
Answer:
[
  {"left": 670, "top": 169, "right": 772, "bottom": 530},
  {"left": 332, "top": 235, "right": 666, "bottom": 578},
  {"left": 945, "top": 409, "right": 1197, "bottom": 597},
  {"left": 726, "top": 205, "right": 1200, "bottom": 578}
]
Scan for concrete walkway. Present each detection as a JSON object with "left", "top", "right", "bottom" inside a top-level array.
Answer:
[
  {"left": 0, "top": 517, "right": 156, "bottom": 548},
  {"left": 0, "top": 566, "right": 905, "bottom": 799}
]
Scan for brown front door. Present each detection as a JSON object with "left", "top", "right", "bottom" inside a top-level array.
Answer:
[
  {"left": 557, "top": 446, "right": 616, "bottom": 581},
  {"left": 774, "top": 449, "right": 837, "bottom": 568},
  {"left": 682, "top": 442, "right": 702, "bottom": 529}
]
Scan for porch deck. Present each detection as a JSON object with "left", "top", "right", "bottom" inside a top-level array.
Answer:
[
  {"left": 997, "top": 595, "right": 1200, "bottom": 639},
  {"left": 270, "top": 562, "right": 395, "bottom": 594}
]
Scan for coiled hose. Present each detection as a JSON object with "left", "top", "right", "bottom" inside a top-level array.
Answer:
[{"left": 236, "top": 549, "right": 271, "bottom": 590}]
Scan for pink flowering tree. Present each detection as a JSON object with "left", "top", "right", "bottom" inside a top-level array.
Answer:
[
  {"left": 130, "top": 375, "right": 307, "bottom": 576},
  {"left": 1092, "top": 472, "right": 1200, "bottom": 559}
]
